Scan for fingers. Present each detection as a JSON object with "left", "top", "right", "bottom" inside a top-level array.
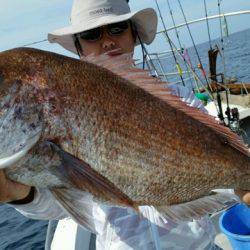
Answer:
[
  {"left": 235, "top": 190, "right": 250, "bottom": 205},
  {"left": 0, "top": 169, "right": 31, "bottom": 203},
  {"left": 0, "top": 169, "right": 10, "bottom": 202},
  {"left": 242, "top": 192, "right": 250, "bottom": 205}
]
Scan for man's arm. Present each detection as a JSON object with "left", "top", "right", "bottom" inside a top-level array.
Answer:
[
  {"left": 0, "top": 169, "right": 66, "bottom": 220},
  {"left": 10, "top": 187, "right": 67, "bottom": 221}
]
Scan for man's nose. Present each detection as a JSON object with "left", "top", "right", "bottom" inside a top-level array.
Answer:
[{"left": 102, "top": 33, "right": 116, "bottom": 50}]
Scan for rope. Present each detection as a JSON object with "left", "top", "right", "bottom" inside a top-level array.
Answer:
[{"left": 154, "top": 0, "right": 186, "bottom": 86}]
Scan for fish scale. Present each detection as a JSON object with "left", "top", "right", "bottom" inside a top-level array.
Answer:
[{"left": 0, "top": 48, "right": 248, "bottom": 226}]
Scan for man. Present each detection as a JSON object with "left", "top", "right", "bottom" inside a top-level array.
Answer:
[{"left": 0, "top": 0, "right": 249, "bottom": 249}]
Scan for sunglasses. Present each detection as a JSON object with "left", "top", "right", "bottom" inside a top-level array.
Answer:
[{"left": 77, "top": 21, "right": 130, "bottom": 42}]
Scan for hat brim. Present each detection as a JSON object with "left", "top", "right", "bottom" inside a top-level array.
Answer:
[{"left": 48, "top": 8, "right": 157, "bottom": 55}]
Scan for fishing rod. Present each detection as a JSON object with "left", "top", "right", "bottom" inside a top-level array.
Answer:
[
  {"left": 154, "top": 53, "right": 170, "bottom": 82},
  {"left": 216, "top": 0, "right": 232, "bottom": 123},
  {"left": 175, "top": 0, "right": 223, "bottom": 122},
  {"left": 137, "top": 34, "right": 160, "bottom": 77},
  {"left": 203, "top": 0, "right": 226, "bottom": 122},
  {"left": 203, "top": 0, "right": 212, "bottom": 50},
  {"left": 203, "top": 0, "right": 233, "bottom": 125},
  {"left": 165, "top": 0, "right": 194, "bottom": 88},
  {"left": 161, "top": 30, "right": 222, "bottom": 118},
  {"left": 154, "top": 0, "right": 186, "bottom": 86},
  {"left": 166, "top": 0, "right": 182, "bottom": 53},
  {"left": 176, "top": 0, "right": 212, "bottom": 91},
  {"left": 217, "top": 0, "right": 227, "bottom": 82},
  {"left": 166, "top": 37, "right": 216, "bottom": 100},
  {"left": 20, "top": 39, "right": 48, "bottom": 47}
]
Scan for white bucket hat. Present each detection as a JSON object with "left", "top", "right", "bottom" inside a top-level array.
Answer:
[{"left": 48, "top": 0, "right": 158, "bottom": 54}]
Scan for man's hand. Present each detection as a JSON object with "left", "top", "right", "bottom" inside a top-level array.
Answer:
[
  {"left": 235, "top": 190, "right": 250, "bottom": 205},
  {"left": 0, "top": 169, "right": 31, "bottom": 203}
]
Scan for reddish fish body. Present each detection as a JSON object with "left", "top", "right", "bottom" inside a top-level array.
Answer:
[{"left": 0, "top": 48, "right": 249, "bottom": 222}]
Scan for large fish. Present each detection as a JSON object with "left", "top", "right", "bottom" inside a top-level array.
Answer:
[{"left": 0, "top": 48, "right": 249, "bottom": 228}]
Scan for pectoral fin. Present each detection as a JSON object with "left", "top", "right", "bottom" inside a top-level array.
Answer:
[
  {"left": 48, "top": 141, "right": 135, "bottom": 209},
  {"left": 50, "top": 188, "right": 97, "bottom": 233}
]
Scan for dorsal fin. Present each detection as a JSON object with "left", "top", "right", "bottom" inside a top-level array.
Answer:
[{"left": 85, "top": 53, "right": 250, "bottom": 157}]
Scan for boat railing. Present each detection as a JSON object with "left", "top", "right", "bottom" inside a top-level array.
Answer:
[{"left": 156, "top": 10, "right": 250, "bottom": 34}]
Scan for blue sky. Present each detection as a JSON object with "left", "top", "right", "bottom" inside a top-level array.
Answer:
[{"left": 0, "top": 0, "right": 249, "bottom": 59}]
